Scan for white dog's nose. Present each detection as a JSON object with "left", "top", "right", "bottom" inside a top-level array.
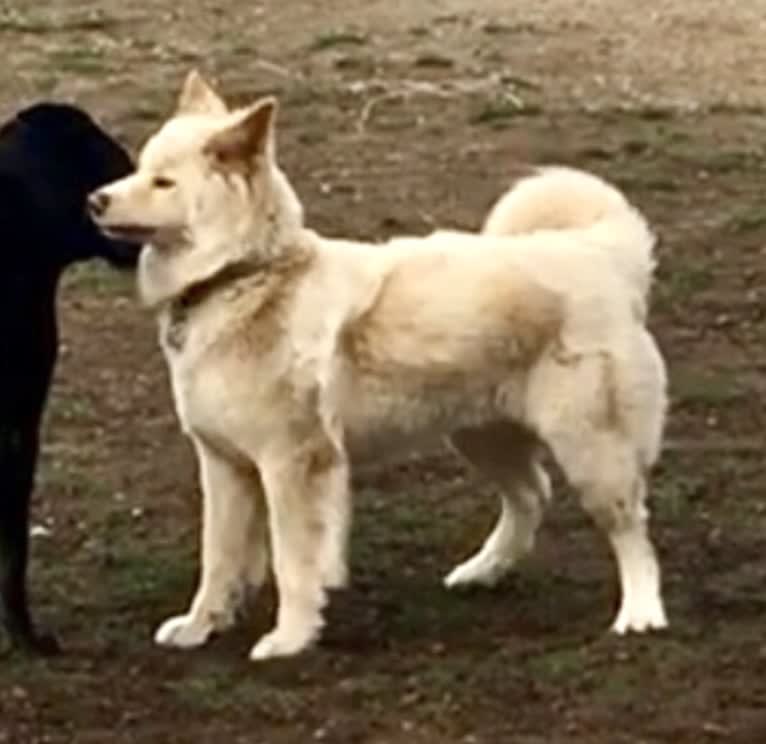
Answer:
[{"left": 87, "top": 190, "right": 111, "bottom": 218}]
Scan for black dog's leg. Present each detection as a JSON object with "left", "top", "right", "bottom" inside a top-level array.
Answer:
[{"left": 0, "top": 423, "right": 59, "bottom": 655}]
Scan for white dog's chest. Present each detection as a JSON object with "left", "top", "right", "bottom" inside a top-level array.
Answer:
[
  {"left": 158, "top": 305, "right": 325, "bottom": 458},
  {"left": 158, "top": 310, "right": 245, "bottom": 440},
  {"left": 163, "top": 348, "right": 267, "bottom": 457}
]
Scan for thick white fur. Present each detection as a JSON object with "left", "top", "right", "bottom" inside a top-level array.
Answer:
[
  {"left": 483, "top": 165, "right": 656, "bottom": 321},
  {"left": 445, "top": 166, "right": 660, "bottom": 593},
  {"left": 91, "top": 73, "right": 668, "bottom": 661}
]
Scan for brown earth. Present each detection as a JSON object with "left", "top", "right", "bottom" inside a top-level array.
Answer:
[{"left": 1, "top": 1, "right": 765, "bottom": 742}]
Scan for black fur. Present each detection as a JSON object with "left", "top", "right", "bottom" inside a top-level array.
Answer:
[{"left": 0, "top": 103, "right": 140, "bottom": 654}]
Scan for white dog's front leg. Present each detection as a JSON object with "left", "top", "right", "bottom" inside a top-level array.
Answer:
[
  {"left": 155, "top": 438, "right": 266, "bottom": 650},
  {"left": 249, "top": 436, "right": 350, "bottom": 661}
]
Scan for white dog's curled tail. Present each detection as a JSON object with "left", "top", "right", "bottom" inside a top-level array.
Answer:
[{"left": 482, "top": 166, "right": 656, "bottom": 301}]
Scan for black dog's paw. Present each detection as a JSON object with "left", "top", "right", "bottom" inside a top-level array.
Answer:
[
  {"left": 24, "top": 630, "right": 61, "bottom": 656},
  {"left": 3, "top": 628, "right": 62, "bottom": 657}
]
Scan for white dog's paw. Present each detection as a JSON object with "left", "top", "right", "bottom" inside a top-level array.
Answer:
[
  {"left": 154, "top": 614, "right": 214, "bottom": 649},
  {"left": 444, "top": 556, "right": 506, "bottom": 590},
  {"left": 611, "top": 598, "right": 668, "bottom": 635},
  {"left": 249, "top": 624, "right": 319, "bottom": 662}
]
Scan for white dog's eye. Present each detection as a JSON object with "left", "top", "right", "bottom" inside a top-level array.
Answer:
[{"left": 152, "top": 176, "right": 175, "bottom": 189}]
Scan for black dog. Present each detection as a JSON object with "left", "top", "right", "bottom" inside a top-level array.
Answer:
[{"left": 0, "top": 103, "right": 141, "bottom": 654}]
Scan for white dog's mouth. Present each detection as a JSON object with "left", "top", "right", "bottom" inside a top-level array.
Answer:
[{"left": 100, "top": 224, "right": 159, "bottom": 242}]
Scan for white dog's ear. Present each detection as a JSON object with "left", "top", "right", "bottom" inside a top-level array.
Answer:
[
  {"left": 202, "top": 97, "right": 278, "bottom": 167},
  {"left": 176, "top": 69, "right": 227, "bottom": 116}
]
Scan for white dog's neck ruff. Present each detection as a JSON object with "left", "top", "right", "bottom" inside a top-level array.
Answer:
[{"left": 138, "top": 165, "right": 305, "bottom": 311}]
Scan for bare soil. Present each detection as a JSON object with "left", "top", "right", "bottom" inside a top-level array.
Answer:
[{"left": 1, "top": 1, "right": 765, "bottom": 742}]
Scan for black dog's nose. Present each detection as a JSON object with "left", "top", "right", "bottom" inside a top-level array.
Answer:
[{"left": 88, "top": 191, "right": 110, "bottom": 218}]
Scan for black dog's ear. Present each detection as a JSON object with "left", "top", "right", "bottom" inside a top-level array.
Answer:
[{"left": 176, "top": 70, "right": 227, "bottom": 116}]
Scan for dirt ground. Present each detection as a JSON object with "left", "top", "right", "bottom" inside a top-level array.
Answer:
[{"left": 1, "top": 0, "right": 765, "bottom": 741}]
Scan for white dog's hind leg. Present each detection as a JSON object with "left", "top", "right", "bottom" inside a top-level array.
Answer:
[
  {"left": 445, "top": 428, "right": 549, "bottom": 588},
  {"left": 318, "top": 474, "right": 351, "bottom": 590},
  {"left": 316, "top": 416, "right": 352, "bottom": 591},
  {"left": 606, "top": 479, "right": 667, "bottom": 634},
  {"left": 245, "top": 474, "right": 270, "bottom": 594},
  {"left": 445, "top": 461, "right": 549, "bottom": 588},
  {"left": 249, "top": 434, "right": 349, "bottom": 662},
  {"left": 555, "top": 431, "right": 667, "bottom": 634},
  {"left": 529, "top": 344, "right": 668, "bottom": 634},
  {"left": 155, "top": 439, "right": 265, "bottom": 650}
]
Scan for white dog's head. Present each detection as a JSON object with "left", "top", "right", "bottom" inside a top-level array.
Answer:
[{"left": 88, "top": 70, "right": 303, "bottom": 256}]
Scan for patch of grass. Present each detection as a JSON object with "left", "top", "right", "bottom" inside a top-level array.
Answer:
[
  {"left": 525, "top": 645, "right": 586, "bottom": 682},
  {"left": 657, "top": 264, "right": 714, "bottom": 303},
  {"left": 167, "top": 667, "right": 310, "bottom": 720},
  {"left": 33, "top": 73, "right": 60, "bottom": 95},
  {"left": 63, "top": 262, "right": 135, "bottom": 294},
  {"left": 405, "top": 654, "right": 478, "bottom": 693},
  {"left": 652, "top": 472, "right": 706, "bottom": 520},
  {"left": 482, "top": 21, "right": 541, "bottom": 35},
  {"left": 353, "top": 505, "right": 439, "bottom": 567},
  {"left": 708, "top": 102, "right": 766, "bottom": 115},
  {"left": 483, "top": 21, "right": 513, "bottom": 35},
  {"left": 0, "top": 9, "right": 119, "bottom": 34},
  {"left": 414, "top": 52, "right": 454, "bottom": 68},
  {"left": 471, "top": 98, "right": 541, "bottom": 126},
  {"left": 167, "top": 672, "right": 234, "bottom": 711},
  {"left": 500, "top": 74, "right": 541, "bottom": 92},
  {"left": 285, "top": 81, "right": 330, "bottom": 108},
  {"left": 0, "top": 10, "right": 57, "bottom": 34},
  {"left": 44, "top": 394, "right": 99, "bottom": 425},
  {"left": 663, "top": 128, "right": 692, "bottom": 143},
  {"left": 726, "top": 206, "right": 766, "bottom": 234},
  {"left": 310, "top": 30, "right": 368, "bottom": 51},
  {"left": 128, "top": 94, "right": 169, "bottom": 123},
  {"left": 578, "top": 145, "right": 615, "bottom": 160},
  {"left": 590, "top": 656, "right": 663, "bottom": 704},
  {"left": 635, "top": 106, "right": 675, "bottom": 121},
  {"left": 297, "top": 129, "right": 328, "bottom": 145},
  {"left": 621, "top": 138, "right": 650, "bottom": 155},
  {"left": 101, "top": 548, "right": 193, "bottom": 608},
  {"left": 622, "top": 174, "right": 679, "bottom": 192},
  {"left": 334, "top": 54, "right": 376, "bottom": 74},
  {"left": 671, "top": 146, "right": 763, "bottom": 175},
  {"left": 34, "top": 533, "right": 190, "bottom": 611},
  {"left": 0, "top": 652, "right": 59, "bottom": 684},
  {"left": 48, "top": 47, "right": 109, "bottom": 76},
  {"left": 388, "top": 582, "right": 488, "bottom": 639},
  {"left": 672, "top": 369, "right": 742, "bottom": 406},
  {"left": 699, "top": 150, "right": 760, "bottom": 174}
]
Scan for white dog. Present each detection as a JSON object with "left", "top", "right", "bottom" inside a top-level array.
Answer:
[{"left": 89, "top": 71, "right": 668, "bottom": 662}]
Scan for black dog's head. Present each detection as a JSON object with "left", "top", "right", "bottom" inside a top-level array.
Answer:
[{"left": 0, "top": 103, "right": 142, "bottom": 269}]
